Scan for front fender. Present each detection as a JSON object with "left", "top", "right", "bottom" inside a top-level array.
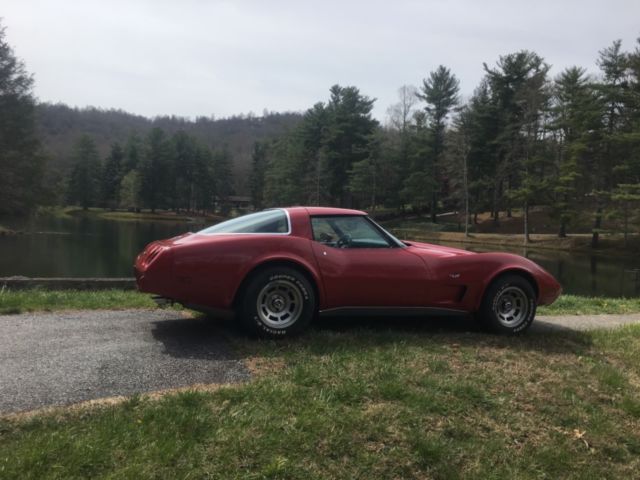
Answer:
[{"left": 469, "top": 253, "right": 560, "bottom": 310}]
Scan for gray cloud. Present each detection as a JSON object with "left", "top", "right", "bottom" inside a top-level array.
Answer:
[{"left": 4, "top": 0, "right": 640, "bottom": 120}]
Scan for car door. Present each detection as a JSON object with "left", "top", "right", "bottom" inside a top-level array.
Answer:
[{"left": 309, "top": 216, "right": 430, "bottom": 309}]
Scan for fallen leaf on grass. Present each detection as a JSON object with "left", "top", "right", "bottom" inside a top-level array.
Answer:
[{"left": 573, "top": 429, "right": 590, "bottom": 448}]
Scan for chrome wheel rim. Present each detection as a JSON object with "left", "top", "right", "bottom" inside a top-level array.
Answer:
[
  {"left": 494, "top": 286, "right": 530, "bottom": 327},
  {"left": 256, "top": 279, "right": 303, "bottom": 329}
]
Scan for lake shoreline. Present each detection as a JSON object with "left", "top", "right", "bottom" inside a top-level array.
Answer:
[
  {"left": 392, "top": 230, "right": 640, "bottom": 257},
  {"left": 63, "top": 207, "right": 227, "bottom": 224}
]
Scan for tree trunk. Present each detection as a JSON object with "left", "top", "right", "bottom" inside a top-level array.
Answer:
[
  {"left": 492, "top": 181, "right": 500, "bottom": 226},
  {"left": 431, "top": 192, "right": 437, "bottom": 223},
  {"left": 624, "top": 203, "right": 628, "bottom": 248},
  {"left": 591, "top": 205, "right": 602, "bottom": 248},
  {"left": 558, "top": 218, "right": 566, "bottom": 238},
  {"left": 523, "top": 201, "right": 530, "bottom": 245},
  {"left": 463, "top": 160, "right": 469, "bottom": 238}
]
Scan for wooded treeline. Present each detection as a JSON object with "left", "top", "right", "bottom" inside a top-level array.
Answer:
[
  {"left": 250, "top": 39, "right": 640, "bottom": 245},
  {"left": 66, "top": 129, "right": 235, "bottom": 214},
  {"left": 2, "top": 18, "right": 640, "bottom": 244},
  {"left": 36, "top": 103, "right": 301, "bottom": 202}
]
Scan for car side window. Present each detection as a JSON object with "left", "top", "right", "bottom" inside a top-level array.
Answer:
[{"left": 311, "top": 216, "right": 392, "bottom": 248}]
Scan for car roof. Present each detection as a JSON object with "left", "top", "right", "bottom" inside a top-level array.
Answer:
[{"left": 286, "top": 206, "right": 367, "bottom": 216}]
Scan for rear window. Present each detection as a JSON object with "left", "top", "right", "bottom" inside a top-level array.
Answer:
[{"left": 198, "top": 209, "right": 289, "bottom": 234}]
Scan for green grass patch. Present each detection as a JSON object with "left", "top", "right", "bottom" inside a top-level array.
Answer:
[
  {"left": 0, "top": 289, "right": 161, "bottom": 314},
  {"left": 2, "top": 325, "right": 640, "bottom": 478},
  {"left": 538, "top": 294, "right": 640, "bottom": 316}
]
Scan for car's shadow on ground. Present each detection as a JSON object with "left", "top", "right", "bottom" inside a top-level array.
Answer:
[
  {"left": 314, "top": 314, "right": 480, "bottom": 334},
  {"left": 149, "top": 311, "right": 592, "bottom": 360},
  {"left": 150, "top": 315, "right": 242, "bottom": 360}
]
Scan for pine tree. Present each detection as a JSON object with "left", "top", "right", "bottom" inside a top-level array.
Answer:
[
  {"left": 591, "top": 40, "right": 629, "bottom": 247},
  {"left": 102, "top": 142, "right": 124, "bottom": 209},
  {"left": 464, "top": 81, "right": 500, "bottom": 224},
  {"left": 417, "top": 65, "right": 460, "bottom": 222},
  {"left": 171, "top": 131, "right": 198, "bottom": 212},
  {"left": 348, "top": 133, "right": 382, "bottom": 210},
  {"left": 119, "top": 170, "right": 141, "bottom": 211},
  {"left": 550, "top": 67, "right": 598, "bottom": 237},
  {"left": 323, "top": 85, "right": 378, "bottom": 206},
  {"left": 193, "top": 144, "right": 215, "bottom": 213},
  {"left": 385, "top": 85, "right": 419, "bottom": 211},
  {"left": 124, "top": 132, "right": 142, "bottom": 173},
  {"left": 0, "top": 21, "right": 44, "bottom": 215},
  {"left": 249, "top": 141, "right": 268, "bottom": 210},
  {"left": 212, "top": 148, "right": 233, "bottom": 214},
  {"left": 138, "top": 128, "right": 172, "bottom": 212},
  {"left": 67, "top": 135, "right": 101, "bottom": 210},
  {"left": 262, "top": 86, "right": 377, "bottom": 208},
  {"left": 484, "top": 51, "right": 550, "bottom": 234}
]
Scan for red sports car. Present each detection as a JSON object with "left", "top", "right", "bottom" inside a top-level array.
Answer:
[{"left": 135, "top": 207, "right": 561, "bottom": 337}]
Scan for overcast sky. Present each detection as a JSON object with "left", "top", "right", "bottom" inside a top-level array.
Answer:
[{"left": 3, "top": 0, "right": 640, "bottom": 121}]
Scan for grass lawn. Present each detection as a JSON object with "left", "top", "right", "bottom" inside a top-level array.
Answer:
[
  {"left": 2, "top": 289, "right": 640, "bottom": 316},
  {"left": 0, "top": 289, "right": 159, "bottom": 314},
  {"left": 537, "top": 294, "right": 640, "bottom": 316},
  {"left": 1, "top": 321, "right": 640, "bottom": 479}
]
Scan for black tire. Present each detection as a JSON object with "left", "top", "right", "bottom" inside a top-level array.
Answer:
[
  {"left": 238, "top": 267, "right": 316, "bottom": 338},
  {"left": 478, "top": 274, "right": 536, "bottom": 334}
]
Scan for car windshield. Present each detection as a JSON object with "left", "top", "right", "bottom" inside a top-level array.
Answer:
[{"left": 198, "top": 209, "right": 289, "bottom": 234}]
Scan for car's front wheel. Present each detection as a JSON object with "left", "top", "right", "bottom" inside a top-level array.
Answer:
[
  {"left": 479, "top": 274, "right": 536, "bottom": 334},
  {"left": 238, "top": 267, "right": 316, "bottom": 338}
]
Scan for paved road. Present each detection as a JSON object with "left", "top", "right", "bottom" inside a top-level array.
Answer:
[
  {"left": 0, "top": 310, "right": 248, "bottom": 414},
  {"left": 535, "top": 313, "right": 640, "bottom": 331}
]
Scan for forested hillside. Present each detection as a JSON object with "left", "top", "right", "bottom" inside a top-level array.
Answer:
[
  {"left": 2, "top": 17, "right": 640, "bottom": 245},
  {"left": 35, "top": 103, "right": 302, "bottom": 197}
]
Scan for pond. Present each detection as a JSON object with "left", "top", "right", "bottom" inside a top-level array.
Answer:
[{"left": 1, "top": 213, "right": 639, "bottom": 298}]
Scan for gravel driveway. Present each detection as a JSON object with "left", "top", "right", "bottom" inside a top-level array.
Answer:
[
  {"left": 2, "top": 309, "right": 639, "bottom": 415},
  {"left": 0, "top": 310, "right": 249, "bottom": 414}
]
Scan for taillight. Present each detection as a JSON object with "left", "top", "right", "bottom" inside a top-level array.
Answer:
[
  {"left": 142, "top": 244, "right": 165, "bottom": 267},
  {"left": 147, "top": 246, "right": 161, "bottom": 263}
]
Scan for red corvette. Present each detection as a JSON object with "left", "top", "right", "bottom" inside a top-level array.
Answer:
[{"left": 135, "top": 207, "right": 561, "bottom": 337}]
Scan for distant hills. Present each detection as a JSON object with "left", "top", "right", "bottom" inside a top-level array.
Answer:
[{"left": 35, "top": 103, "right": 302, "bottom": 194}]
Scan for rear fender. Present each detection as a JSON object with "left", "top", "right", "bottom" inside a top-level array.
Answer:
[{"left": 231, "top": 253, "right": 325, "bottom": 308}]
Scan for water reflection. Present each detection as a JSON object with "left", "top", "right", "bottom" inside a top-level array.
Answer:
[
  {"left": 1, "top": 214, "right": 639, "bottom": 298},
  {"left": 0, "top": 213, "right": 196, "bottom": 278}
]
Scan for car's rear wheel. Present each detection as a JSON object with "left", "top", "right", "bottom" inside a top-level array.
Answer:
[
  {"left": 479, "top": 274, "right": 536, "bottom": 334},
  {"left": 238, "top": 267, "right": 316, "bottom": 338}
]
